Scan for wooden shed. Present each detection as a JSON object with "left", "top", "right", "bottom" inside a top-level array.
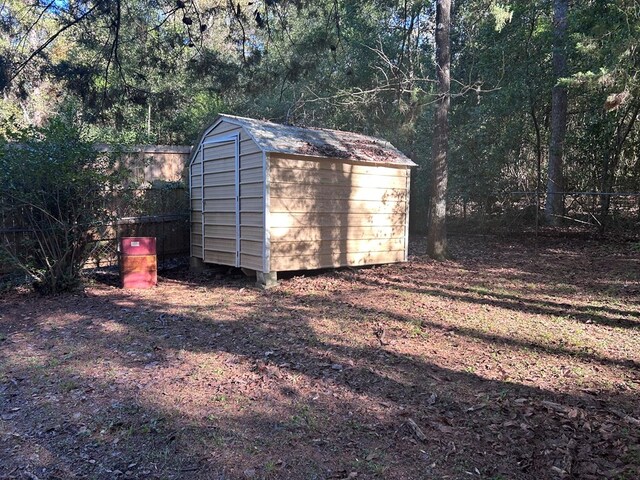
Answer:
[{"left": 188, "top": 114, "right": 416, "bottom": 286}]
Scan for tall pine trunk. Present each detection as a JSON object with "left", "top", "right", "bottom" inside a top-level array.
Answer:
[
  {"left": 426, "top": 0, "right": 451, "bottom": 260},
  {"left": 545, "top": 0, "right": 568, "bottom": 225}
]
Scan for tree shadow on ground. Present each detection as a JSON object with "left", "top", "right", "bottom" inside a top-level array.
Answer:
[
  {"left": 1, "top": 236, "right": 639, "bottom": 479},
  {"left": 347, "top": 273, "right": 640, "bottom": 330},
  {"left": 443, "top": 234, "right": 640, "bottom": 301}
]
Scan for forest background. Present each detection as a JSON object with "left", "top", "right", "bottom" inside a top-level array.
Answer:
[{"left": 1, "top": 0, "right": 639, "bottom": 235}]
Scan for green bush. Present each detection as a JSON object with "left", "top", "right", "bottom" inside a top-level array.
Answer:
[{"left": 0, "top": 116, "right": 129, "bottom": 293}]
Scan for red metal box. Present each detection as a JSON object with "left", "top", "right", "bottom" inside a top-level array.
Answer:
[
  {"left": 120, "top": 237, "right": 157, "bottom": 288},
  {"left": 120, "top": 237, "right": 156, "bottom": 256},
  {"left": 120, "top": 255, "right": 157, "bottom": 288}
]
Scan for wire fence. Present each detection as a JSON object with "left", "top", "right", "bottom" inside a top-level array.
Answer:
[
  {"left": 86, "top": 187, "right": 190, "bottom": 268},
  {"left": 446, "top": 191, "right": 640, "bottom": 234},
  {"left": 0, "top": 187, "right": 190, "bottom": 274},
  {"left": 4, "top": 186, "right": 638, "bottom": 278}
]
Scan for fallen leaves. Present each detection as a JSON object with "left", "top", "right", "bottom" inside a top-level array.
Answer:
[
  {"left": 1, "top": 235, "right": 639, "bottom": 479},
  {"left": 609, "top": 408, "right": 640, "bottom": 426},
  {"left": 406, "top": 418, "right": 427, "bottom": 442}
]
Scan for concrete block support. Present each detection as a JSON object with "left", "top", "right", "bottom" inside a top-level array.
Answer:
[{"left": 256, "top": 271, "right": 278, "bottom": 289}]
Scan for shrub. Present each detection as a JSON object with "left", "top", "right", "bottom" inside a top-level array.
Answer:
[{"left": 0, "top": 116, "right": 129, "bottom": 293}]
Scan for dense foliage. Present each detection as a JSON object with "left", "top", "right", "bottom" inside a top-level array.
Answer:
[
  {"left": 0, "top": 117, "right": 129, "bottom": 292},
  {"left": 1, "top": 0, "right": 639, "bottom": 232}
]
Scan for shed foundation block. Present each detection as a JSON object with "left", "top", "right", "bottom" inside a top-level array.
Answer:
[{"left": 256, "top": 271, "right": 278, "bottom": 289}]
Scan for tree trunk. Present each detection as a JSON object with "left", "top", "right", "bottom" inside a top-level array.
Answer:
[
  {"left": 544, "top": 0, "right": 568, "bottom": 225},
  {"left": 426, "top": 0, "right": 451, "bottom": 260},
  {"left": 530, "top": 99, "right": 542, "bottom": 236}
]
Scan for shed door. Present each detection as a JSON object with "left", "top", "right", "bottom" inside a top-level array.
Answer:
[{"left": 201, "top": 135, "right": 240, "bottom": 267}]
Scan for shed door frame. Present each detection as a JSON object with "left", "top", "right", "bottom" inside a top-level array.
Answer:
[{"left": 201, "top": 133, "right": 240, "bottom": 267}]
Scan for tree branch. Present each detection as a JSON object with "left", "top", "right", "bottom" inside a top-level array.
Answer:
[{"left": 10, "top": 1, "right": 103, "bottom": 82}]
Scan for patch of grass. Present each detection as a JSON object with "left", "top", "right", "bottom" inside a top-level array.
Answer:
[
  {"left": 23, "top": 356, "right": 46, "bottom": 370},
  {"left": 59, "top": 379, "right": 79, "bottom": 392},
  {"left": 289, "top": 404, "right": 317, "bottom": 430},
  {"left": 200, "top": 427, "right": 226, "bottom": 447},
  {"left": 46, "top": 357, "right": 63, "bottom": 368},
  {"left": 623, "top": 444, "right": 640, "bottom": 465},
  {"left": 550, "top": 283, "right": 579, "bottom": 295},
  {"left": 570, "top": 365, "right": 587, "bottom": 378},
  {"left": 406, "top": 320, "right": 429, "bottom": 339},
  {"left": 245, "top": 444, "right": 262, "bottom": 456},
  {"left": 100, "top": 420, "right": 133, "bottom": 436},
  {"left": 199, "top": 361, "right": 226, "bottom": 377},
  {"left": 361, "top": 450, "right": 387, "bottom": 475},
  {"left": 264, "top": 460, "right": 277, "bottom": 473},
  {"left": 140, "top": 419, "right": 161, "bottom": 434},
  {"left": 365, "top": 461, "right": 386, "bottom": 476},
  {"left": 471, "top": 285, "right": 493, "bottom": 297},
  {"left": 344, "top": 418, "right": 367, "bottom": 432},
  {"left": 493, "top": 286, "right": 521, "bottom": 297},
  {"left": 392, "top": 287, "right": 415, "bottom": 300}
]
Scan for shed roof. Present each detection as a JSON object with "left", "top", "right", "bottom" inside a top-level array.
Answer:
[{"left": 210, "top": 114, "right": 417, "bottom": 167}]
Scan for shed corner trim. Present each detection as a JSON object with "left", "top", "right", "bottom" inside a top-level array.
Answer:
[{"left": 262, "top": 151, "right": 271, "bottom": 274}]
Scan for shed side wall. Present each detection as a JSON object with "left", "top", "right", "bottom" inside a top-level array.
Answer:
[
  {"left": 268, "top": 154, "right": 409, "bottom": 271},
  {"left": 190, "top": 121, "right": 264, "bottom": 269}
]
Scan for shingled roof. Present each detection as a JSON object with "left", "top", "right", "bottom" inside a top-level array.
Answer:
[{"left": 212, "top": 114, "right": 416, "bottom": 167}]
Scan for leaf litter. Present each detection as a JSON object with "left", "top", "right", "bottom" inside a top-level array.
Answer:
[{"left": 0, "top": 235, "right": 638, "bottom": 479}]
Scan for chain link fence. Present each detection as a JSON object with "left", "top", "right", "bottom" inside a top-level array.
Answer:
[{"left": 85, "top": 186, "right": 190, "bottom": 268}]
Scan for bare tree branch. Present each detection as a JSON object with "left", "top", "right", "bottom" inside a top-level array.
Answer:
[{"left": 10, "top": 1, "right": 102, "bottom": 82}]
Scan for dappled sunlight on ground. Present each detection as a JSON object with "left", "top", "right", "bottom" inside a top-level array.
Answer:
[{"left": 1, "top": 235, "right": 639, "bottom": 479}]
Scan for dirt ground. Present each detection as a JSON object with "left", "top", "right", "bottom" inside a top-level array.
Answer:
[{"left": 1, "top": 234, "right": 639, "bottom": 480}]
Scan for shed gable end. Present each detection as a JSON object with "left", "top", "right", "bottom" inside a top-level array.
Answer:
[{"left": 189, "top": 119, "right": 266, "bottom": 271}]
